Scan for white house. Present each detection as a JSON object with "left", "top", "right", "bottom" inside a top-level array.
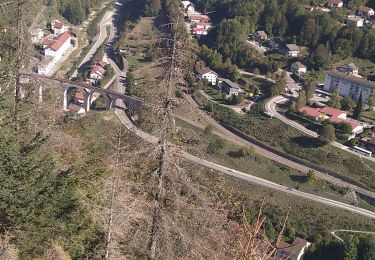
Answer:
[
  {"left": 328, "top": 0, "right": 343, "bottom": 8},
  {"left": 358, "top": 6, "right": 375, "bottom": 17},
  {"left": 51, "top": 20, "right": 66, "bottom": 36},
  {"left": 30, "top": 28, "right": 44, "bottom": 43},
  {"left": 181, "top": 1, "right": 192, "bottom": 10},
  {"left": 337, "top": 63, "right": 359, "bottom": 75},
  {"left": 89, "top": 64, "right": 106, "bottom": 82},
  {"left": 347, "top": 15, "right": 364, "bottom": 27},
  {"left": 37, "top": 56, "right": 55, "bottom": 75},
  {"left": 197, "top": 68, "right": 219, "bottom": 85},
  {"left": 290, "top": 62, "right": 307, "bottom": 75},
  {"left": 219, "top": 78, "right": 241, "bottom": 96},
  {"left": 254, "top": 30, "right": 268, "bottom": 41},
  {"left": 276, "top": 238, "right": 311, "bottom": 260},
  {"left": 38, "top": 32, "right": 72, "bottom": 75},
  {"left": 282, "top": 44, "right": 300, "bottom": 57},
  {"left": 44, "top": 32, "right": 72, "bottom": 59}
]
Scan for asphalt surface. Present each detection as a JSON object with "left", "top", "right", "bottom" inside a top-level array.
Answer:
[
  {"left": 91, "top": 1, "right": 375, "bottom": 219},
  {"left": 265, "top": 95, "right": 375, "bottom": 162},
  {"left": 72, "top": 11, "right": 113, "bottom": 78}
]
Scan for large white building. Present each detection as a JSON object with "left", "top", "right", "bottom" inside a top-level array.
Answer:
[
  {"left": 324, "top": 70, "right": 375, "bottom": 103},
  {"left": 197, "top": 68, "right": 218, "bottom": 85},
  {"left": 38, "top": 32, "right": 72, "bottom": 75},
  {"left": 44, "top": 32, "right": 71, "bottom": 58}
]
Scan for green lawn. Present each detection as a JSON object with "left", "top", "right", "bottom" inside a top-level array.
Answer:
[
  {"left": 331, "top": 57, "right": 375, "bottom": 79},
  {"left": 241, "top": 74, "right": 275, "bottom": 96},
  {"left": 126, "top": 53, "right": 148, "bottom": 69},
  {"left": 207, "top": 103, "right": 375, "bottom": 191},
  {"left": 175, "top": 118, "right": 360, "bottom": 203}
]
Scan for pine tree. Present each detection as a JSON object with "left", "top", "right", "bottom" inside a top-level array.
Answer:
[{"left": 353, "top": 94, "right": 363, "bottom": 120}]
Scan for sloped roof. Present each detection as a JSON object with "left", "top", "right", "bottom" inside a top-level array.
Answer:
[
  {"left": 48, "top": 32, "right": 71, "bottom": 51},
  {"left": 52, "top": 20, "right": 64, "bottom": 29},
  {"left": 327, "top": 70, "right": 375, "bottom": 88},
  {"left": 359, "top": 6, "right": 374, "bottom": 12},
  {"left": 292, "top": 62, "right": 306, "bottom": 69},
  {"left": 220, "top": 78, "right": 240, "bottom": 89},
  {"left": 285, "top": 44, "right": 300, "bottom": 51}
]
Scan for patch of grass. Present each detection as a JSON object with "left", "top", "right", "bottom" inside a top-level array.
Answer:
[
  {"left": 209, "top": 103, "right": 375, "bottom": 190},
  {"left": 126, "top": 53, "right": 147, "bottom": 69},
  {"left": 175, "top": 118, "right": 356, "bottom": 202},
  {"left": 331, "top": 57, "right": 375, "bottom": 79}
]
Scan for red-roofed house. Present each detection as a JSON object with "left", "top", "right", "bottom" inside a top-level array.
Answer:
[
  {"left": 328, "top": 0, "right": 343, "bottom": 8},
  {"left": 90, "top": 63, "right": 106, "bottom": 82},
  {"left": 299, "top": 106, "right": 364, "bottom": 134},
  {"left": 44, "top": 32, "right": 72, "bottom": 58},
  {"left": 358, "top": 6, "right": 375, "bottom": 17},
  {"left": 191, "top": 27, "right": 207, "bottom": 35},
  {"left": 51, "top": 20, "right": 66, "bottom": 36},
  {"left": 38, "top": 32, "right": 73, "bottom": 75},
  {"left": 74, "top": 92, "right": 85, "bottom": 104}
]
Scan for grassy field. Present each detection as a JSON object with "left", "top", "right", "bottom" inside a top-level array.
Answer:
[
  {"left": 206, "top": 103, "right": 375, "bottom": 191},
  {"left": 331, "top": 57, "right": 375, "bottom": 79},
  {"left": 241, "top": 74, "right": 275, "bottom": 97},
  {"left": 175, "top": 118, "right": 365, "bottom": 205}
]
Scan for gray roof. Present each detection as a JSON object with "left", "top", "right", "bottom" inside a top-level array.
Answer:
[
  {"left": 327, "top": 70, "right": 375, "bottom": 88},
  {"left": 285, "top": 44, "right": 300, "bottom": 51},
  {"left": 256, "top": 31, "right": 267, "bottom": 37},
  {"left": 292, "top": 62, "right": 306, "bottom": 69},
  {"left": 347, "top": 63, "right": 359, "bottom": 70},
  {"left": 220, "top": 78, "right": 240, "bottom": 89},
  {"left": 197, "top": 67, "right": 218, "bottom": 76}
]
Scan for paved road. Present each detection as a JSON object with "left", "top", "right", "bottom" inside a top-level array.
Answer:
[
  {"left": 72, "top": 11, "right": 113, "bottom": 78},
  {"left": 106, "top": 57, "right": 375, "bottom": 218},
  {"left": 265, "top": 95, "right": 375, "bottom": 162},
  {"left": 331, "top": 230, "right": 375, "bottom": 243},
  {"left": 185, "top": 95, "right": 375, "bottom": 199},
  {"left": 97, "top": 1, "right": 375, "bottom": 219},
  {"left": 113, "top": 94, "right": 375, "bottom": 219}
]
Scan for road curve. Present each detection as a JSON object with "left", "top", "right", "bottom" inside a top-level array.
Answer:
[
  {"left": 102, "top": 2, "right": 375, "bottom": 219},
  {"left": 265, "top": 95, "right": 375, "bottom": 162},
  {"left": 108, "top": 65, "right": 375, "bottom": 219},
  {"left": 113, "top": 100, "right": 375, "bottom": 219}
]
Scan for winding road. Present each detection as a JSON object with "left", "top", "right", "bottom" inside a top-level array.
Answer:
[
  {"left": 81, "top": 1, "right": 375, "bottom": 220},
  {"left": 265, "top": 95, "right": 375, "bottom": 162}
]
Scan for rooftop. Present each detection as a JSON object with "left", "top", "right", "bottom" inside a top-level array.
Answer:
[
  {"left": 48, "top": 32, "right": 71, "bottom": 51},
  {"left": 197, "top": 67, "right": 218, "bottom": 76},
  {"left": 327, "top": 70, "right": 375, "bottom": 88},
  {"left": 52, "top": 20, "right": 64, "bottom": 29},
  {"left": 256, "top": 30, "right": 268, "bottom": 37},
  {"left": 347, "top": 15, "right": 364, "bottom": 22},
  {"left": 285, "top": 44, "right": 300, "bottom": 51},
  {"left": 359, "top": 6, "right": 374, "bottom": 12},
  {"left": 220, "top": 78, "right": 240, "bottom": 89},
  {"left": 292, "top": 62, "right": 306, "bottom": 69}
]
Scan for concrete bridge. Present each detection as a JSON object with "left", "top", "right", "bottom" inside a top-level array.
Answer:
[{"left": 20, "top": 74, "right": 142, "bottom": 112}]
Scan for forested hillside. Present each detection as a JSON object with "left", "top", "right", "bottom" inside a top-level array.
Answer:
[
  {"left": 195, "top": 0, "right": 375, "bottom": 73},
  {"left": 47, "top": 0, "right": 107, "bottom": 24}
]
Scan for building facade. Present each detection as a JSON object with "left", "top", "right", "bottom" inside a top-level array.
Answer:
[
  {"left": 197, "top": 69, "right": 218, "bottom": 85},
  {"left": 324, "top": 70, "right": 375, "bottom": 103}
]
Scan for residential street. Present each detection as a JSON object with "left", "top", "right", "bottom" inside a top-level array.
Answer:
[
  {"left": 72, "top": 10, "right": 113, "bottom": 78},
  {"left": 265, "top": 95, "right": 375, "bottom": 162},
  {"left": 82, "top": 0, "right": 375, "bottom": 220}
]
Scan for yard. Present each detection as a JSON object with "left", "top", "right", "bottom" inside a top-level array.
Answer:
[
  {"left": 208, "top": 103, "right": 375, "bottom": 191},
  {"left": 331, "top": 57, "right": 375, "bottom": 80},
  {"left": 175, "top": 117, "right": 363, "bottom": 204}
]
